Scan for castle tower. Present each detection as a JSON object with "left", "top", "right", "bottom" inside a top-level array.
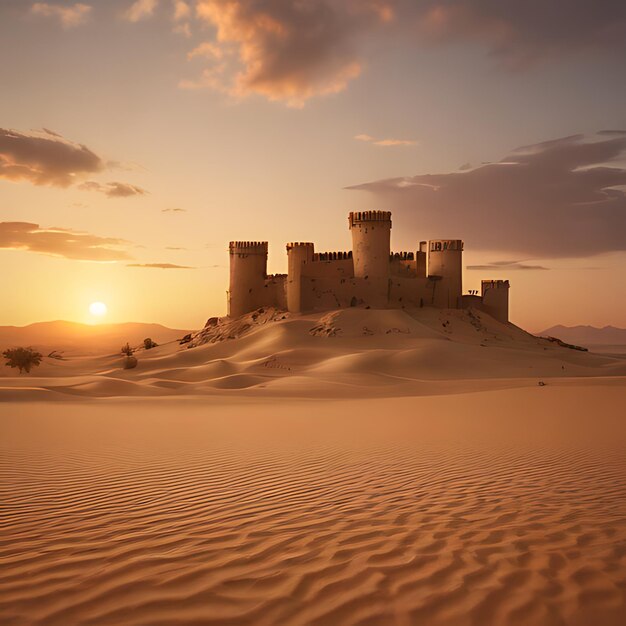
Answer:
[
  {"left": 228, "top": 241, "right": 268, "bottom": 317},
  {"left": 286, "top": 242, "right": 314, "bottom": 313},
  {"left": 427, "top": 239, "right": 463, "bottom": 308},
  {"left": 349, "top": 211, "right": 392, "bottom": 280},
  {"left": 481, "top": 279, "right": 510, "bottom": 323}
]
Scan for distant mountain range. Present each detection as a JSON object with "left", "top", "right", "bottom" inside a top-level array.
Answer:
[
  {"left": 537, "top": 325, "right": 626, "bottom": 346},
  {"left": 0, "top": 321, "right": 191, "bottom": 356}
]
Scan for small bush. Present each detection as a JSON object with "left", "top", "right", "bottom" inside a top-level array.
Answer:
[
  {"left": 121, "top": 342, "right": 134, "bottom": 356},
  {"left": 143, "top": 338, "right": 158, "bottom": 350},
  {"left": 3, "top": 347, "right": 43, "bottom": 374}
]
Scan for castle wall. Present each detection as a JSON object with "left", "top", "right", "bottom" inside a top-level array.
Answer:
[
  {"left": 388, "top": 276, "right": 432, "bottom": 308},
  {"left": 300, "top": 276, "right": 387, "bottom": 311},
  {"left": 303, "top": 256, "right": 354, "bottom": 279},
  {"left": 264, "top": 274, "right": 287, "bottom": 310},
  {"left": 390, "top": 252, "right": 417, "bottom": 278}
]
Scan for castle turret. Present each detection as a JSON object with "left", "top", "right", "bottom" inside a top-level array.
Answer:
[
  {"left": 349, "top": 211, "right": 392, "bottom": 280},
  {"left": 286, "top": 242, "right": 314, "bottom": 313},
  {"left": 481, "top": 279, "right": 510, "bottom": 323},
  {"left": 427, "top": 239, "right": 463, "bottom": 308},
  {"left": 228, "top": 241, "right": 268, "bottom": 317},
  {"left": 349, "top": 211, "right": 392, "bottom": 308}
]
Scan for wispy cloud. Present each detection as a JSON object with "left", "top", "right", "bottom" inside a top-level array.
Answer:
[
  {"left": 0, "top": 222, "right": 131, "bottom": 261},
  {"left": 31, "top": 2, "right": 92, "bottom": 28},
  {"left": 354, "top": 133, "right": 416, "bottom": 146},
  {"left": 123, "top": 0, "right": 158, "bottom": 23},
  {"left": 127, "top": 262, "right": 196, "bottom": 269},
  {"left": 349, "top": 132, "right": 626, "bottom": 258},
  {"left": 79, "top": 181, "right": 148, "bottom": 198},
  {"left": 467, "top": 261, "right": 550, "bottom": 271},
  {"left": 161, "top": 207, "right": 186, "bottom": 213}
]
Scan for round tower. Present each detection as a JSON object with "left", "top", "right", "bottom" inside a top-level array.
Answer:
[
  {"left": 228, "top": 241, "right": 268, "bottom": 318},
  {"left": 349, "top": 211, "right": 392, "bottom": 280},
  {"left": 286, "top": 242, "right": 314, "bottom": 314},
  {"left": 427, "top": 239, "right": 463, "bottom": 308}
]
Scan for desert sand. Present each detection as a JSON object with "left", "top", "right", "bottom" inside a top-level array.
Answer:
[{"left": 1, "top": 308, "right": 625, "bottom": 625}]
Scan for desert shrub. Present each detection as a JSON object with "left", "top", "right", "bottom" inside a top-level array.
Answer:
[
  {"left": 121, "top": 342, "right": 134, "bottom": 356},
  {"left": 143, "top": 338, "right": 158, "bottom": 350},
  {"left": 3, "top": 347, "right": 43, "bottom": 374}
]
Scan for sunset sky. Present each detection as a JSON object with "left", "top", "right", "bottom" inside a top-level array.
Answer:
[{"left": 1, "top": 0, "right": 625, "bottom": 331}]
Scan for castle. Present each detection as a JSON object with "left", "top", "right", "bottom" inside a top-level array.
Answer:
[{"left": 228, "top": 211, "right": 510, "bottom": 323}]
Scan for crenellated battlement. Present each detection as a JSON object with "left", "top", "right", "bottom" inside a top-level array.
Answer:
[
  {"left": 286, "top": 242, "right": 314, "bottom": 251},
  {"left": 429, "top": 239, "right": 463, "bottom": 252},
  {"left": 349, "top": 210, "right": 392, "bottom": 227},
  {"left": 482, "top": 280, "right": 510, "bottom": 288},
  {"left": 314, "top": 251, "right": 353, "bottom": 261},
  {"left": 229, "top": 241, "right": 268, "bottom": 253},
  {"left": 390, "top": 252, "right": 415, "bottom": 261}
]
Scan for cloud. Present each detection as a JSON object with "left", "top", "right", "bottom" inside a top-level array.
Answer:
[
  {"left": 0, "top": 128, "right": 103, "bottom": 187},
  {"left": 187, "top": 42, "right": 223, "bottom": 61},
  {"left": 410, "top": 0, "right": 626, "bottom": 69},
  {"left": 31, "top": 2, "right": 92, "bottom": 28},
  {"left": 182, "top": 0, "right": 394, "bottom": 106},
  {"left": 348, "top": 132, "right": 626, "bottom": 258},
  {"left": 467, "top": 261, "right": 550, "bottom": 271},
  {"left": 354, "top": 133, "right": 415, "bottom": 146},
  {"left": 172, "top": 0, "right": 190, "bottom": 21},
  {"left": 79, "top": 181, "right": 148, "bottom": 197},
  {"left": 161, "top": 207, "right": 186, "bottom": 213},
  {"left": 165, "top": 246, "right": 187, "bottom": 250},
  {"left": 374, "top": 138, "right": 415, "bottom": 146},
  {"left": 118, "top": 1, "right": 625, "bottom": 106},
  {"left": 127, "top": 262, "right": 196, "bottom": 269},
  {"left": 124, "top": 0, "right": 158, "bottom": 22},
  {"left": 0, "top": 222, "right": 131, "bottom": 261}
]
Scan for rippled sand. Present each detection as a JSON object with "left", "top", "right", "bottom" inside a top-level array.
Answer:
[{"left": 1, "top": 383, "right": 625, "bottom": 625}]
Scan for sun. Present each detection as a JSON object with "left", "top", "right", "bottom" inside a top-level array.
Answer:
[{"left": 89, "top": 301, "right": 108, "bottom": 317}]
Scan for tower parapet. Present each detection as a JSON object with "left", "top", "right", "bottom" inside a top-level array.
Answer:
[
  {"left": 228, "top": 241, "right": 269, "bottom": 317},
  {"left": 229, "top": 241, "right": 268, "bottom": 253}
]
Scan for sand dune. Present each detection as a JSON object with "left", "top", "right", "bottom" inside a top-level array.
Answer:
[
  {"left": 1, "top": 308, "right": 624, "bottom": 399},
  {"left": 1, "top": 386, "right": 625, "bottom": 625}
]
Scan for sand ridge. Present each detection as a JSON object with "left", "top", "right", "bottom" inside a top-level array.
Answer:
[{"left": 1, "top": 387, "right": 625, "bottom": 625}]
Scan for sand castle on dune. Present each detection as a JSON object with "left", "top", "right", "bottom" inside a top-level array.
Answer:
[{"left": 228, "top": 211, "right": 510, "bottom": 322}]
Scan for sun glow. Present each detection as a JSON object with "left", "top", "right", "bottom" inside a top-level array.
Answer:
[{"left": 89, "top": 301, "right": 108, "bottom": 317}]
